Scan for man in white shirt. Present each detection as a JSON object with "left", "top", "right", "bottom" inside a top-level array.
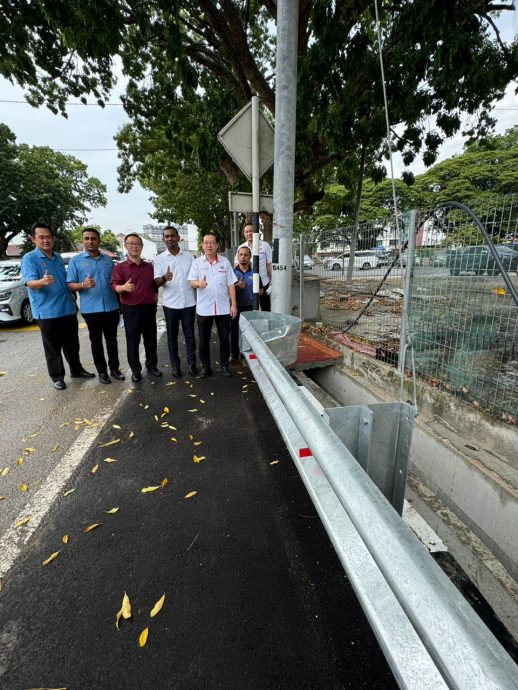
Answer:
[
  {"left": 188, "top": 233, "right": 237, "bottom": 378},
  {"left": 154, "top": 226, "right": 197, "bottom": 377},
  {"left": 236, "top": 222, "right": 273, "bottom": 311}
]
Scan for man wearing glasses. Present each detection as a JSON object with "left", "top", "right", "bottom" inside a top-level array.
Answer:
[
  {"left": 110, "top": 233, "right": 162, "bottom": 382},
  {"left": 154, "top": 226, "right": 197, "bottom": 378},
  {"left": 188, "top": 233, "right": 237, "bottom": 378}
]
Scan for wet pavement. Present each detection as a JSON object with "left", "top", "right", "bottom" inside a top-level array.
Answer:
[{"left": 0, "top": 332, "right": 397, "bottom": 689}]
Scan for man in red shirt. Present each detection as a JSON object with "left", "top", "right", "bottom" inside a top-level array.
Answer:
[{"left": 110, "top": 233, "right": 162, "bottom": 382}]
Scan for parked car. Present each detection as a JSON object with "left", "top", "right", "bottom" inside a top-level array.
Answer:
[
  {"left": 0, "top": 260, "right": 34, "bottom": 324},
  {"left": 448, "top": 245, "right": 518, "bottom": 276},
  {"left": 432, "top": 248, "right": 458, "bottom": 267},
  {"left": 294, "top": 254, "right": 314, "bottom": 269},
  {"left": 323, "top": 250, "right": 386, "bottom": 271}
]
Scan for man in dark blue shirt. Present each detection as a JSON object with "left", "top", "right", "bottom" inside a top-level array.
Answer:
[
  {"left": 230, "top": 245, "right": 257, "bottom": 362},
  {"left": 21, "top": 222, "right": 94, "bottom": 390},
  {"left": 67, "top": 227, "right": 125, "bottom": 384}
]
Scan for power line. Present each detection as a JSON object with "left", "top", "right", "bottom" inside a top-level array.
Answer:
[{"left": 0, "top": 99, "right": 123, "bottom": 106}]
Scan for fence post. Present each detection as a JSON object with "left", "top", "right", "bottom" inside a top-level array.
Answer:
[{"left": 399, "top": 210, "right": 417, "bottom": 374}]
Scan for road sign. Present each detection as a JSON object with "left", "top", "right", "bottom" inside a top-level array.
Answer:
[
  {"left": 228, "top": 192, "right": 274, "bottom": 214},
  {"left": 218, "top": 102, "right": 274, "bottom": 181}
]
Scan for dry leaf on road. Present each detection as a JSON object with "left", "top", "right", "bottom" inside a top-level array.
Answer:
[
  {"left": 42, "top": 551, "right": 60, "bottom": 566},
  {"left": 83, "top": 523, "right": 101, "bottom": 533},
  {"left": 138, "top": 627, "right": 149, "bottom": 647},
  {"left": 150, "top": 594, "right": 165, "bottom": 618},
  {"left": 184, "top": 491, "right": 197, "bottom": 499},
  {"left": 98, "top": 439, "right": 121, "bottom": 448}
]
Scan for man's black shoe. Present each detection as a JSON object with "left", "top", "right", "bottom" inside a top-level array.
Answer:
[
  {"left": 171, "top": 368, "right": 182, "bottom": 378},
  {"left": 221, "top": 366, "right": 232, "bottom": 378},
  {"left": 229, "top": 355, "right": 239, "bottom": 364},
  {"left": 189, "top": 364, "right": 198, "bottom": 376},
  {"left": 110, "top": 369, "right": 126, "bottom": 381},
  {"left": 71, "top": 369, "right": 95, "bottom": 379},
  {"left": 53, "top": 380, "right": 66, "bottom": 390},
  {"left": 147, "top": 367, "right": 163, "bottom": 377},
  {"left": 131, "top": 372, "right": 142, "bottom": 382},
  {"left": 99, "top": 372, "right": 111, "bottom": 384},
  {"left": 200, "top": 368, "right": 212, "bottom": 378}
]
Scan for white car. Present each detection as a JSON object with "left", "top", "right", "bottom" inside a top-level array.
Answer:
[
  {"left": 323, "top": 250, "right": 386, "bottom": 271},
  {"left": 0, "top": 260, "right": 34, "bottom": 324}
]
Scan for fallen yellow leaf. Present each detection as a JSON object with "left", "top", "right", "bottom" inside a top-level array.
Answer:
[
  {"left": 116, "top": 591, "right": 132, "bottom": 629},
  {"left": 60, "top": 421, "right": 70, "bottom": 427},
  {"left": 160, "top": 422, "right": 169, "bottom": 428},
  {"left": 83, "top": 523, "right": 101, "bottom": 533},
  {"left": 150, "top": 594, "right": 166, "bottom": 618},
  {"left": 62, "top": 534, "right": 69, "bottom": 544},
  {"left": 161, "top": 478, "right": 168, "bottom": 487},
  {"left": 50, "top": 445, "right": 59, "bottom": 452},
  {"left": 170, "top": 437, "right": 177, "bottom": 443},
  {"left": 168, "top": 425, "right": 177, "bottom": 430},
  {"left": 105, "top": 507, "right": 119, "bottom": 514},
  {"left": 141, "top": 485, "right": 160, "bottom": 493},
  {"left": 42, "top": 550, "right": 60, "bottom": 566},
  {"left": 98, "top": 439, "right": 121, "bottom": 448},
  {"left": 163, "top": 406, "right": 169, "bottom": 414},
  {"left": 193, "top": 455, "right": 206, "bottom": 464},
  {"left": 103, "top": 457, "right": 117, "bottom": 463},
  {"left": 187, "top": 394, "right": 197, "bottom": 398},
  {"left": 1, "top": 467, "right": 9, "bottom": 477},
  {"left": 138, "top": 627, "right": 149, "bottom": 647},
  {"left": 15, "top": 516, "right": 31, "bottom": 527},
  {"left": 112, "top": 424, "right": 122, "bottom": 429},
  {"left": 19, "top": 484, "right": 29, "bottom": 492},
  {"left": 193, "top": 441, "right": 202, "bottom": 446},
  {"left": 0, "top": 496, "right": 5, "bottom": 501},
  {"left": 144, "top": 404, "right": 149, "bottom": 410},
  {"left": 270, "top": 460, "right": 279, "bottom": 465},
  {"left": 129, "top": 431, "right": 135, "bottom": 439},
  {"left": 188, "top": 434, "right": 193, "bottom": 440},
  {"left": 187, "top": 409, "right": 198, "bottom": 413},
  {"left": 16, "top": 456, "right": 23, "bottom": 465},
  {"left": 91, "top": 464, "right": 99, "bottom": 474},
  {"left": 63, "top": 488, "right": 76, "bottom": 497},
  {"left": 24, "top": 447, "right": 36, "bottom": 454},
  {"left": 184, "top": 491, "right": 197, "bottom": 499},
  {"left": 199, "top": 399, "right": 205, "bottom": 404},
  {"left": 154, "top": 415, "right": 159, "bottom": 421}
]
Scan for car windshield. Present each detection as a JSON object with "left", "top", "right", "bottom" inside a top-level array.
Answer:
[
  {"left": 496, "top": 245, "right": 518, "bottom": 254},
  {"left": 0, "top": 264, "right": 21, "bottom": 281}
]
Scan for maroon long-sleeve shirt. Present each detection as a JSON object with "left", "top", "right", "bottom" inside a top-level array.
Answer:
[{"left": 110, "top": 258, "right": 158, "bottom": 306}]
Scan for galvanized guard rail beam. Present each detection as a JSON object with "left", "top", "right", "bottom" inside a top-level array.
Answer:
[{"left": 239, "top": 315, "right": 518, "bottom": 690}]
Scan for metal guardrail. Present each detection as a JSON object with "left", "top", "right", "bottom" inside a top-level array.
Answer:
[{"left": 239, "top": 312, "right": 518, "bottom": 690}]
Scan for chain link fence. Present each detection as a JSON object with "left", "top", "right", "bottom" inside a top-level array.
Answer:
[{"left": 296, "top": 195, "right": 518, "bottom": 419}]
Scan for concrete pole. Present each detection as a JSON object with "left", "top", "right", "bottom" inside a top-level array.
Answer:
[
  {"left": 251, "top": 95, "right": 261, "bottom": 310},
  {"left": 271, "top": 0, "right": 299, "bottom": 315}
]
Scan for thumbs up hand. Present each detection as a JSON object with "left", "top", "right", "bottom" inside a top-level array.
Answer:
[
  {"left": 83, "top": 273, "right": 95, "bottom": 289},
  {"left": 123, "top": 277, "right": 135, "bottom": 292},
  {"left": 41, "top": 270, "right": 54, "bottom": 286},
  {"left": 164, "top": 265, "right": 173, "bottom": 282},
  {"left": 199, "top": 274, "right": 207, "bottom": 289}
]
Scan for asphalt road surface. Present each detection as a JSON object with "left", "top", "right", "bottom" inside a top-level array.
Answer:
[{"left": 0, "top": 320, "right": 396, "bottom": 689}]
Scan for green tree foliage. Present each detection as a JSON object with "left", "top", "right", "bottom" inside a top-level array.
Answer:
[
  {"left": 0, "top": 1, "right": 516, "bottom": 237},
  {"left": 0, "top": 124, "right": 107, "bottom": 257},
  {"left": 307, "top": 126, "right": 518, "bottom": 233},
  {"left": 100, "top": 230, "right": 119, "bottom": 252}
]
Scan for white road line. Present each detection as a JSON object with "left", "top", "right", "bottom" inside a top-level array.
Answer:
[{"left": 0, "top": 403, "right": 121, "bottom": 578}]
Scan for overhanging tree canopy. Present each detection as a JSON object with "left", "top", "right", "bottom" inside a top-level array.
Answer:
[{"left": 1, "top": 1, "right": 516, "bottom": 233}]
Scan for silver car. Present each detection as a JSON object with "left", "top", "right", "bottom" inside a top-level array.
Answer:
[{"left": 0, "top": 260, "right": 34, "bottom": 324}]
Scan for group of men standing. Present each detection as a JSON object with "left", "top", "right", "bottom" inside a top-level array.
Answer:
[{"left": 21, "top": 221, "right": 272, "bottom": 389}]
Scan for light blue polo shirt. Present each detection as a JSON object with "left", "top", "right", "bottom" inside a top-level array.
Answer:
[
  {"left": 67, "top": 251, "right": 119, "bottom": 314},
  {"left": 21, "top": 249, "right": 76, "bottom": 319}
]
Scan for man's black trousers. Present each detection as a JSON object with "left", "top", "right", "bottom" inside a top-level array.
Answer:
[
  {"left": 163, "top": 305, "right": 196, "bottom": 371},
  {"left": 37, "top": 313, "right": 83, "bottom": 381},
  {"left": 121, "top": 303, "right": 158, "bottom": 374},
  {"left": 197, "top": 313, "right": 231, "bottom": 370},
  {"left": 82, "top": 309, "right": 121, "bottom": 375}
]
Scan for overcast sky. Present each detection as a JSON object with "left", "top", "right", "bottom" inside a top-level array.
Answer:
[{"left": 0, "top": 12, "right": 516, "bottom": 234}]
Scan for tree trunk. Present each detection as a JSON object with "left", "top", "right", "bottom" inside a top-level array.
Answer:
[{"left": 346, "top": 144, "right": 367, "bottom": 282}]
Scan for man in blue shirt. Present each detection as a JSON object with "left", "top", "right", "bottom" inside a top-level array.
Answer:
[
  {"left": 21, "top": 221, "right": 94, "bottom": 390},
  {"left": 230, "top": 245, "right": 256, "bottom": 362},
  {"left": 67, "top": 227, "right": 125, "bottom": 384}
]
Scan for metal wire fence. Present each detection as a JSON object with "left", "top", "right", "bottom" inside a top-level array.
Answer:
[{"left": 295, "top": 195, "right": 518, "bottom": 419}]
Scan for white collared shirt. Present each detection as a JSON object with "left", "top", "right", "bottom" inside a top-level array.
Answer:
[
  {"left": 188, "top": 254, "right": 236, "bottom": 316},
  {"left": 154, "top": 249, "right": 196, "bottom": 309},
  {"left": 236, "top": 239, "right": 272, "bottom": 286}
]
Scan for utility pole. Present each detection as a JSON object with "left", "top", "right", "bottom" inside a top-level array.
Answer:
[{"left": 271, "top": 0, "right": 299, "bottom": 315}]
